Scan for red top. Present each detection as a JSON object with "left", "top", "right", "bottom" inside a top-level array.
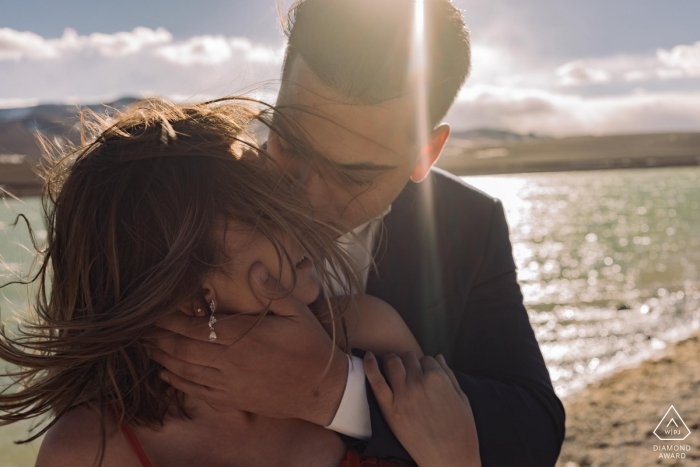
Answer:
[
  {"left": 113, "top": 412, "right": 405, "bottom": 467},
  {"left": 340, "top": 449, "right": 407, "bottom": 467}
]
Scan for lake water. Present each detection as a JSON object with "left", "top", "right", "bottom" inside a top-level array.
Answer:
[{"left": 2, "top": 166, "right": 700, "bottom": 465}]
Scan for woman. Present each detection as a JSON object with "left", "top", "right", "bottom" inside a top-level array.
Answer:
[{"left": 0, "top": 98, "right": 480, "bottom": 466}]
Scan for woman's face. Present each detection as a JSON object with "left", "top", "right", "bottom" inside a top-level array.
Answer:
[{"left": 205, "top": 221, "right": 320, "bottom": 314}]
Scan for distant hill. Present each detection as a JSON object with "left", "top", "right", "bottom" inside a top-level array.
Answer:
[
  {"left": 0, "top": 97, "right": 138, "bottom": 161},
  {"left": 2, "top": 99, "right": 700, "bottom": 195},
  {"left": 449, "top": 128, "right": 551, "bottom": 145},
  {"left": 0, "top": 97, "right": 139, "bottom": 196},
  {"left": 438, "top": 131, "right": 700, "bottom": 175}
]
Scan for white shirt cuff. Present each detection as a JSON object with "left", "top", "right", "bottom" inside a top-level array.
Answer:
[{"left": 324, "top": 355, "right": 372, "bottom": 440}]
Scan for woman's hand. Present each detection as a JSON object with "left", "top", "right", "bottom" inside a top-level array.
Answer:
[{"left": 364, "top": 351, "right": 481, "bottom": 467}]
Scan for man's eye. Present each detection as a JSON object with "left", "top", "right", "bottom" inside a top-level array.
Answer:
[
  {"left": 340, "top": 171, "right": 375, "bottom": 187},
  {"left": 284, "top": 147, "right": 297, "bottom": 157}
]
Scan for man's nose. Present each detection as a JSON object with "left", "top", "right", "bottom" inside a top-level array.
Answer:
[{"left": 303, "top": 170, "right": 331, "bottom": 210}]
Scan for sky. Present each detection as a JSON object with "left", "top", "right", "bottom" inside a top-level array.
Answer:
[{"left": 1, "top": 0, "right": 700, "bottom": 136}]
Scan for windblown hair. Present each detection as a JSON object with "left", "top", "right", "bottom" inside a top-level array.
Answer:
[
  {"left": 0, "top": 97, "right": 361, "bottom": 444},
  {"left": 282, "top": 0, "right": 471, "bottom": 125}
]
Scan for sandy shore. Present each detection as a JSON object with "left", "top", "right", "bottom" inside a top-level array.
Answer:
[{"left": 556, "top": 333, "right": 700, "bottom": 467}]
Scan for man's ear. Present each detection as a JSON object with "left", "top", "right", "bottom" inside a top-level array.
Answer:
[{"left": 410, "top": 123, "right": 450, "bottom": 183}]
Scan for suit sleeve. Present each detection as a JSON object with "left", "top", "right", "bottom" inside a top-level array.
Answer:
[{"left": 347, "top": 200, "right": 565, "bottom": 466}]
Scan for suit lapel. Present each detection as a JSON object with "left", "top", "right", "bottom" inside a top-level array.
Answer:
[{"left": 366, "top": 177, "right": 453, "bottom": 358}]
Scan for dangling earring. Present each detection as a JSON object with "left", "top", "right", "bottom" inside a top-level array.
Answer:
[{"left": 208, "top": 299, "right": 217, "bottom": 342}]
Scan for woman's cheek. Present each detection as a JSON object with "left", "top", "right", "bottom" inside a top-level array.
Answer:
[
  {"left": 213, "top": 275, "right": 264, "bottom": 314},
  {"left": 292, "top": 271, "right": 321, "bottom": 305},
  {"left": 262, "top": 257, "right": 297, "bottom": 291}
]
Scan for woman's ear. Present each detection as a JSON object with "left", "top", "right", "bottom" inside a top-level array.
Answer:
[
  {"left": 198, "top": 277, "right": 217, "bottom": 316},
  {"left": 176, "top": 279, "right": 215, "bottom": 317},
  {"left": 176, "top": 301, "right": 206, "bottom": 317}
]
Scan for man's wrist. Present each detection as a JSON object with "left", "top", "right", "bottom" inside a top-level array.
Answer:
[
  {"left": 324, "top": 355, "right": 372, "bottom": 440},
  {"left": 311, "top": 349, "right": 349, "bottom": 427}
]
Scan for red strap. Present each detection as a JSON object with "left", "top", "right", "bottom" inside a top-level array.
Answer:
[
  {"left": 340, "top": 450, "right": 407, "bottom": 467},
  {"left": 107, "top": 404, "right": 153, "bottom": 467},
  {"left": 108, "top": 405, "right": 400, "bottom": 467}
]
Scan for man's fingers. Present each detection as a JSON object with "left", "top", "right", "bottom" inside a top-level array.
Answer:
[
  {"left": 156, "top": 312, "right": 264, "bottom": 344},
  {"left": 156, "top": 313, "right": 212, "bottom": 340},
  {"left": 363, "top": 351, "right": 393, "bottom": 408},
  {"left": 148, "top": 334, "right": 224, "bottom": 368},
  {"left": 149, "top": 348, "right": 222, "bottom": 389},
  {"left": 159, "top": 369, "right": 220, "bottom": 400},
  {"left": 436, "top": 354, "right": 469, "bottom": 404}
]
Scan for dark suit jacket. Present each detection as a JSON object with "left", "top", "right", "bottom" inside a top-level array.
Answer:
[{"left": 346, "top": 167, "right": 566, "bottom": 466}]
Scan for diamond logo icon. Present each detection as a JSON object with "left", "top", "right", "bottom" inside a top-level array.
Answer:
[{"left": 654, "top": 405, "right": 691, "bottom": 441}]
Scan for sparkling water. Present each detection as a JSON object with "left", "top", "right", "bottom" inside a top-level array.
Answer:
[{"left": 463, "top": 167, "right": 700, "bottom": 397}]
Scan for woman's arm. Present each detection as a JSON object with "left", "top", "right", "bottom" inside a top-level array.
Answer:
[{"left": 313, "top": 294, "right": 423, "bottom": 357}]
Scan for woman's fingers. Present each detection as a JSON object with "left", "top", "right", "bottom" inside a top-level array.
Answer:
[
  {"left": 400, "top": 351, "right": 422, "bottom": 382},
  {"left": 383, "top": 353, "right": 407, "bottom": 392},
  {"left": 436, "top": 354, "right": 470, "bottom": 405},
  {"left": 364, "top": 351, "right": 394, "bottom": 408},
  {"left": 418, "top": 355, "right": 442, "bottom": 373}
]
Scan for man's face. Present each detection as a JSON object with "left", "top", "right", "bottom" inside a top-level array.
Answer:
[{"left": 268, "top": 57, "right": 420, "bottom": 232}]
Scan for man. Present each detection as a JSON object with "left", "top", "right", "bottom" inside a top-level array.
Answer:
[{"left": 153, "top": 0, "right": 565, "bottom": 465}]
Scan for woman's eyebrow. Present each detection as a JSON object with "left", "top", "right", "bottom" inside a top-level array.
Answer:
[{"left": 338, "top": 162, "right": 398, "bottom": 171}]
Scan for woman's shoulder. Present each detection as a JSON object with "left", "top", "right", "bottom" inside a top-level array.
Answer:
[{"left": 36, "top": 405, "right": 136, "bottom": 467}]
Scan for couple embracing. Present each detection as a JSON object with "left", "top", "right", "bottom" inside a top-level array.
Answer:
[{"left": 0, "top": 1, "right": 565, "bottom": 466}]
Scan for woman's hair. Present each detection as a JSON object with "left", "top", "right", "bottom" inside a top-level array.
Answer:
[{"left": 0, "top": 97, "right": 363, "bottom": 442}]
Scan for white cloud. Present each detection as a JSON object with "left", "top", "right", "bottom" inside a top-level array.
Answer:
[
  {"left": 156, "top": 36, "right": 283, "bottom": 66},
  {"left": 80, "top": 28, "right": 173, "bottom": 58},
  {"left": 657, "top": 41, "right": 700, "bottom": 77},
  {"left": 0, "top": 27, "right": 285, "bottom": 107},
  {"left": 623, "top": 70, "right": 652, "bottom": 82},
  {"left": 0, "top": 28, "right": 62, "bottom": 60},
  {"left": 1, "top": 27, "right": 700, "bottom": 137},
  {"left": 556, "top": 61, "right": 611, "bottom": 86},
  {"left": 656, "top": 68, "right": 686, "bottom": 80},
  {"left": 0, "top": 27, "right": 172, "bottom": 61},
  {"left": 554, "top": 41, "right": 700, "bottom": 86},
  {"left": 0, "top": 27, "right": 283, "bottom": 67},
  {"left": 449, "top": 84, "right": 700, "bottom": 136}
]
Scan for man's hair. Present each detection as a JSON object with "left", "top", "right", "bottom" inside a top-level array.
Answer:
[{"left": 282, "top": 0, "right": 471, "bottom": 126}]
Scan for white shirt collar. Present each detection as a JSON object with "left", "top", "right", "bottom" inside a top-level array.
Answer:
[{"left": 328, "top": 205, "right": 392, "bottom": 295}]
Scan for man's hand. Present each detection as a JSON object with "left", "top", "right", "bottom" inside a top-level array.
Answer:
[
  {"left": 365, "top": 351, "right": 481, "bottom": 467},
  {"left": 148, "top": 262, "right": 349, "bottom": 426}
]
